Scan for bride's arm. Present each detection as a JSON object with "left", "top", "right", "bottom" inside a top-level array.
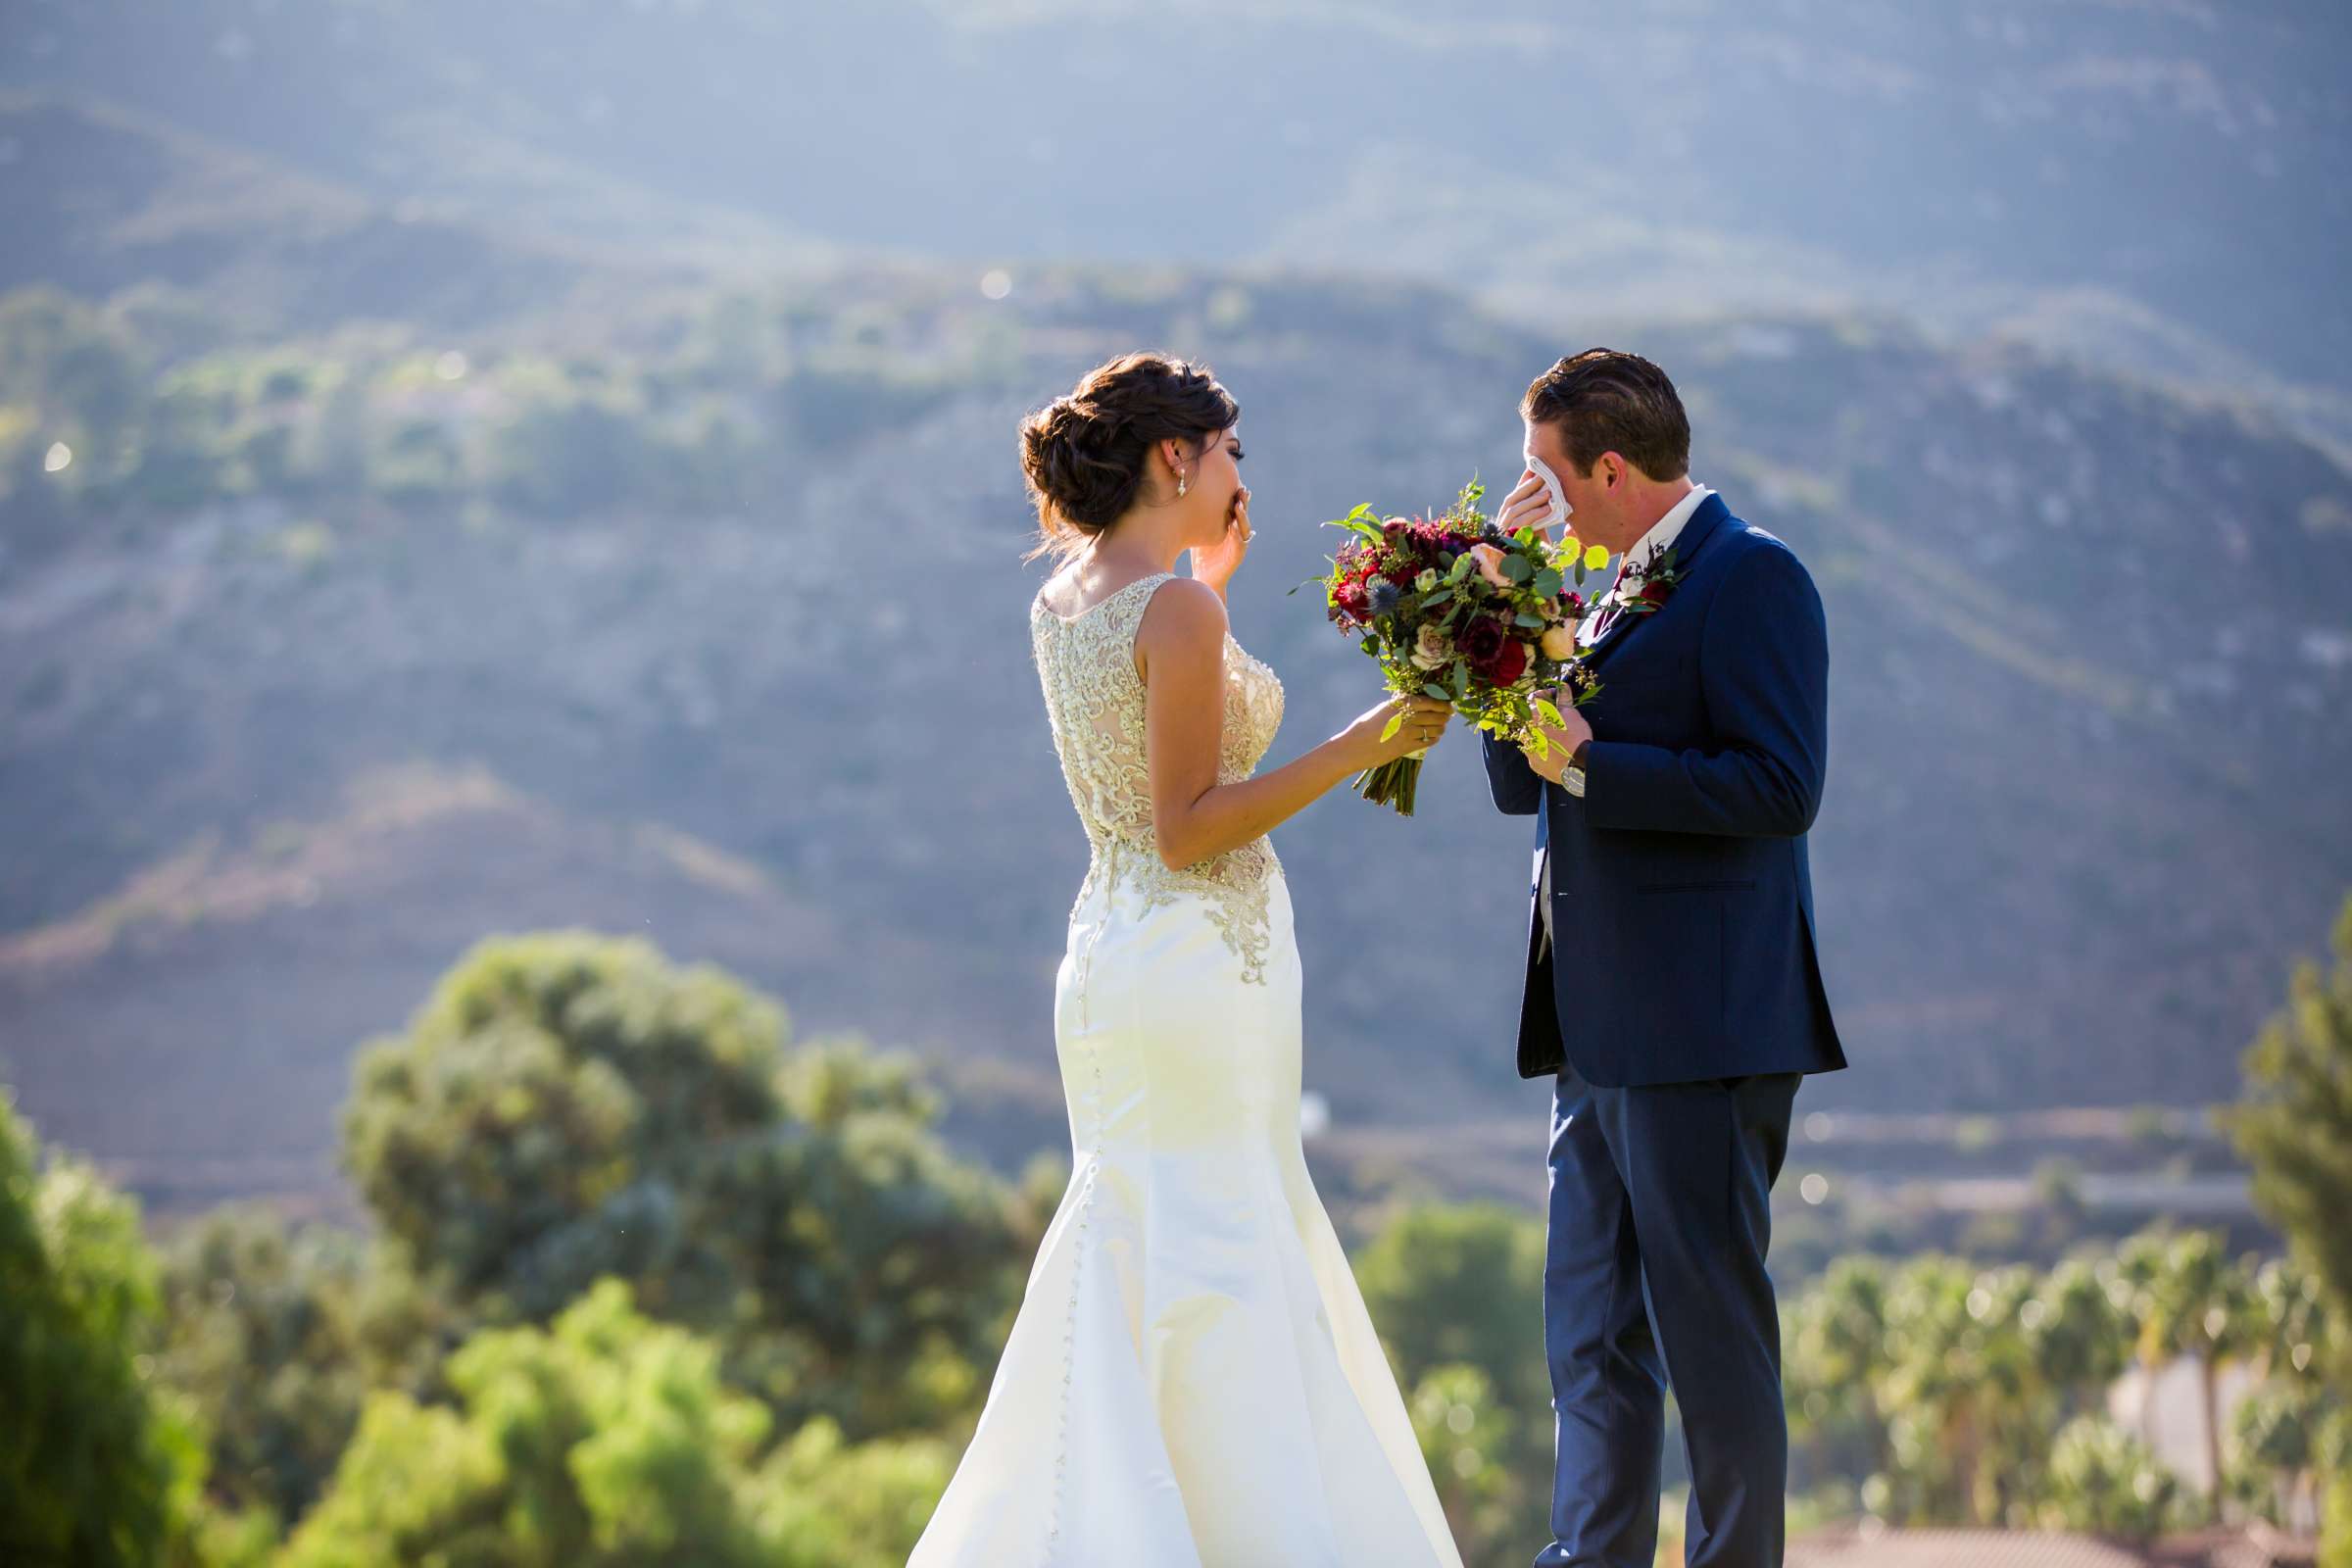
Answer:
[{"left": 1137, "top": 578, "right": 1446, "bottom": 870}]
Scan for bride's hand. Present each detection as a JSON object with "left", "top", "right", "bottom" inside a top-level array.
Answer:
[
  {"left": 1340, "top": 695, "right": 1453, "bottom": 770},
  {"left": 1189, "top": 486, "right": 1251, "bottom": 593}
]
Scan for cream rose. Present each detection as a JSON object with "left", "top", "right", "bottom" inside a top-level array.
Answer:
[
  {"left": 1410, "top": 623, "right": 1453, "bottom": 671},
  {"left": 1540, "top": 624, "right": 1579, "bottom": 661}
]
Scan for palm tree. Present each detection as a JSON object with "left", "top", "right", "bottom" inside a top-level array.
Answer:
[
  {"left": 2248, "top": 1253, "right": 2332, "bottom": 1386},
  {"left": 2026, "top": 1255, "right": 2133, "bottom": 1420},
  {"left": 2233, "top": 1255, "right": 2338, "bottom": 1529},
  {"left": 1785, "top": 1255, "right": 1893, "bottom": 1490},
  {"left": 2121, "top": 1228, "right": 2260, "bottom": 1518},
  {"left": 1877, "top": 1255, "right": 2041, "bottom": 1525},
  {"left": 2114, "top": 1230, "right": 2173, "bottom": 1453},
  {"left": 1876, "top": 1256, "right": 1976, "bottom": 1522}
]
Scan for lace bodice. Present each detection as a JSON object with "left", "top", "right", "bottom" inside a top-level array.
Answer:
[{"left": 1030, "top": 572, "right": 1285, "bottom": 984}]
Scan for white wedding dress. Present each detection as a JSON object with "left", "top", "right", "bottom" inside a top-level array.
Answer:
[{"left": 908, "top": 572, "right": 1462, "bottom": 1568}]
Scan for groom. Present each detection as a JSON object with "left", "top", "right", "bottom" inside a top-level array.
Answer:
[{"left": 1482, "top": 350, "right": 1845, "bottom": 1568}]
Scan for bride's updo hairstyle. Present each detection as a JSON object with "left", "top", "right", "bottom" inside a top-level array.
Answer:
[{"left": 1020, "top": 351, "right": 1239, "bottom": 560}]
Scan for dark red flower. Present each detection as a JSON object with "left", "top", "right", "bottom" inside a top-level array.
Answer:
[
  {"left": 1637, "top": 577, "right": 1675, "bottom": 609},
  {"left": 1486, "top": 636, "right": 1529, "bottom": 685},
  {"left": 1407, "top": 520, "right": 1468, "bottom": 564},
  {"left": 1559, "top": 590, "right": 1587, "bottom": 620},
  {"left": 1455, "top": 614, "right": 1507, "bottom": 666}
]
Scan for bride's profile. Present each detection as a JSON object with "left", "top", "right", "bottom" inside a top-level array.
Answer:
[{"left": 906, "top": 351, "right": 1463, "bottom": 1567}]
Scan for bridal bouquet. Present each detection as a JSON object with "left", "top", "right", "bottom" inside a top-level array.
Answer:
[{"left": 1307, "top": 479, "right": 1613, "bottom": 815}]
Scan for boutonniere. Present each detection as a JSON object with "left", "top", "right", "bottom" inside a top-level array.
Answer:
[{"left": 1606, "top": 544, "right": 1682, "bottom": 617}]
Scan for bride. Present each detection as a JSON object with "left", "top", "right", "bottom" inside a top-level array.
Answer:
[{"left": 906, "top": 351, "right": 1464, "bottom": 1567}]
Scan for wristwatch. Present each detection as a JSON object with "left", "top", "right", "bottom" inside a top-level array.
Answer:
[{"left": 1560, "top": 740, "right": 1590, "bottom": 799}]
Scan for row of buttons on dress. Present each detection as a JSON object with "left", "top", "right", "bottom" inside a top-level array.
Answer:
[{"left": 1044, "top": 898, "right": 1111, "bottom": 1561}]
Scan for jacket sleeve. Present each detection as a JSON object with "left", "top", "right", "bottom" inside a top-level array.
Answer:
[
  {"left": 1481, "top": 728, "right": 1544, "bottom": 816},
  {"left": 1581, "top": 542, "right": 1828, "bottom": 838}
]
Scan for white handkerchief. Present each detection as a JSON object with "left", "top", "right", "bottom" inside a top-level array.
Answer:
[{"left": 1522, "top": 447, "right": 1572, "bottom": 534}]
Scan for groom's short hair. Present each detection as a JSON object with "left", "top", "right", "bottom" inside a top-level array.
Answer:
[{"left": 1523, "top": 350, "right": 1690, "bottom": 481}]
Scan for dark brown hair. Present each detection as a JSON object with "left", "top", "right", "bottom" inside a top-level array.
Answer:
[
  {"left": 1019, "top": 352, "right": 1238, "bottom": 560},
  {"left": 1522, "top": 349, "right": 1690, "bottom": 481}
]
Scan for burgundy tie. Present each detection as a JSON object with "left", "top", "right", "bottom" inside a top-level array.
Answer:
[{"left": 1587, "top": 556, "right": 1636, "bottom": 645}]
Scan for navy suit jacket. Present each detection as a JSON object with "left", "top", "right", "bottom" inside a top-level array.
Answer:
[{"left": 1482, "top": 492, "right": 1846, "bottom": 1088}]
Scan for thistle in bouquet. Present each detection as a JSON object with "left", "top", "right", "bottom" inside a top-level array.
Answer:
[{"left": 1307, "top": 478, "right": 1617, "bottom": 815}]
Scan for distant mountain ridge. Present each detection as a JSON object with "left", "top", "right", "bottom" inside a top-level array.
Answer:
[{"left": 5, "top": 0, "right": 2346, "bottom": 390}]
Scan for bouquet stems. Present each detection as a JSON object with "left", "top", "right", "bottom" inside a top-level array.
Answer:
[{"left": 1352, "top": 748, "right": 1430, "bottom": 816}]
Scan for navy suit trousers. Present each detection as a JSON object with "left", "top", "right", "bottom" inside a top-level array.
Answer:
[{"left": 1536, "top": 1049, "right": 1799, "bottom": 1568}]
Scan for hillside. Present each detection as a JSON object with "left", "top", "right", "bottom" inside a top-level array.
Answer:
[
  {"left": 2, "top": 250, "right": 2347, "bottom": 1212},
  {"left": 0, "top": 91, "right": 730, "bottom": 340},
  {"left": 4, "top": 0, "right": 2346, "bottom": 397}
]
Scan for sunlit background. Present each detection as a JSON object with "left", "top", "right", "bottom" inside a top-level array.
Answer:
[{"left": 1, "top": 3, "right": 2347, "bottom": 1564}]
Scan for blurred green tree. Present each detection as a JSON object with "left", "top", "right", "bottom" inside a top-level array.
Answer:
[
  {"left": 338, "top": 931, "right": 1021, "bottom": 1439},
  {"left": 2116, "top": 1228, "right": 2260, "bottom": 1519},
  {"left": 1785, "top": 1254, "right": 1893, "bottom": 1497},
  {"left": 1404, "top": 1362, "right": 1520, "bottom": 1550},
  {"left": 741, "top": 1416, "right": 956, "bottom": 1568},
  {"left": 0, "top": 1093, "right": 207, "bottom": 1566},
  {"left": 2027, "top": 1256, "right": 2134, "bottom": 1414},
  {"left": 281, "top": 1277, "right": 943, "bottom": 1568},
  {"left": 1354, "top": 1201, "right": 1545, "bottom": 1399},
  {"left": 2037, "top": 1415, "right": 2186, "bottom": 1540},
  {"left": 1876, "top": 1254, "right": 2008, "bottom": 1524},
  {"left": 2229, "top": 1372, "right": 2337, "bottom": 1532},
  {"left": 147, "top": 1205, "right": 370, "bottom": 1530},
  {"left": 2229, "top": 893, "right": 2352, "bottom": 1562},
  {"left": 2232, "top": 895, "right": 2352, "bottom": 1343},
  {"left": 1354, "top": 1201, "right": 1547, "bottom": 1563},
  {"left": 1849, "top": 1250, "right": 2142, "bottom": 1528}
]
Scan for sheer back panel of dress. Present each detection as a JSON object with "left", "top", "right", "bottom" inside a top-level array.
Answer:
[{"left": 1029, "top": 572, "right": 1286, "bottom": 984}]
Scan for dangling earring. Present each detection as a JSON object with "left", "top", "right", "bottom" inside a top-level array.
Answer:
[{"left": 1175, "top": 469, "right": 1188, "bottom": 499}]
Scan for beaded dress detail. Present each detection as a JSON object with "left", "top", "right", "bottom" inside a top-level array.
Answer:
[
  {"left": 906, "top": 571, "right": 1461, "bottom": 1568},
  {"left": 1026, "top": 572, "right": 1284, "bottom": 983}
]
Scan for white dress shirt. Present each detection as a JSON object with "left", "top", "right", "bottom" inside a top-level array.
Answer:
[{"left": 1539, "top": 482, "right": 1713, "bottom": 961}]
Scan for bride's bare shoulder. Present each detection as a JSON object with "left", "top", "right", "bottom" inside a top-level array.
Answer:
[{"left": 1133, "top": 576, "right": 1226, "bottom": 647}]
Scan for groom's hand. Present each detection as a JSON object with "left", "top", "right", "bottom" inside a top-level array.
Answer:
[
  {"left": 1520, "top": 687, "right": 1592, "bottom": 786},
  {"left": 1495, "top": 471, "right": 1555, "bottom": 541}
]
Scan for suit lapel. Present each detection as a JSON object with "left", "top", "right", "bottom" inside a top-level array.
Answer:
[{"left": 1582, "top": 494, "right": 1732, "bottom": 669}]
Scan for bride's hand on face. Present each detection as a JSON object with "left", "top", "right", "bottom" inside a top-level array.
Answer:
[{"left": 1188, "top": 485, "right": 1251, "bottom": 592}]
